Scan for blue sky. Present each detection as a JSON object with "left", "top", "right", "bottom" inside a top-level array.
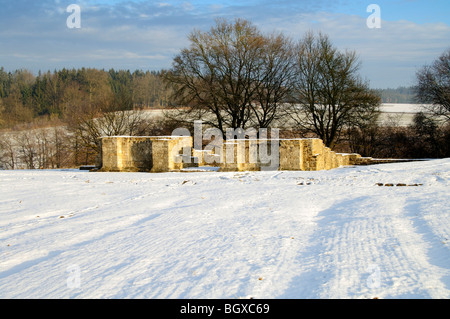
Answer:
[{"left": 0, "top": 0, "right": 449, "bottom": 88}]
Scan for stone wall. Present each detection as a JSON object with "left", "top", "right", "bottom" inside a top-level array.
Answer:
[
  {"left": 218, "top": 138, "right": 361, "bottom": 172},
  {"left": 99, "top": 136, "right": 197, "bottom": 172},
  {"left": 98, "top": 136, "right": 367, "bottom": 173}
]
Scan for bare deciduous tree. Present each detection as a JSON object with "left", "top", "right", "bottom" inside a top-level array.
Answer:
[
  {"left": 414, "top": 49, "right": 450, "bottom": 122},
  {"left": 0, "top": 133, "right": 17, "bottom": 169},
  {"left": 66, "top": 88, "right": 150, "bottom": 165},
  {"left": 163, "top": 18, "right": 295, "bottom": 134},
  {"left": 250, "top": 33, "right": 296, "bottom": 129},
  {"left": 16, "top": 131, "right": 37, "bottom": 169},
  {"left": 287, "top": 31, "right": 381, "bottom": 148}
]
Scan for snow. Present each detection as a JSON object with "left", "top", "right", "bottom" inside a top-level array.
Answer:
[
  {"left": 377, "top": 103, "right": 430, "bottom": 126},
  {"left": 379, "top": 103, "right": 425, "bottom": 114},
  {"left": 0, "top": 159, "right": 449, "bottom": 299}
]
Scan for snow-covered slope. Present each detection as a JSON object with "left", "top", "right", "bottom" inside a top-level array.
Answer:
[{"left": 0, "top": 159, "right": 449, "bottom": 299}]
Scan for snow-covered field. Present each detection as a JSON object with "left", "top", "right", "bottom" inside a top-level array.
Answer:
[
  {"left": 378, "top": 103, "right": 424, "bottom": 114},
  {"left": 378, "top": 103, "right": 428, "bottom": 126},
  {"left": 144, "top": 103, "right": 426, "bottom": 126},
  {"left": 0, "top": 159, "right": 449, "bottom": 299}
]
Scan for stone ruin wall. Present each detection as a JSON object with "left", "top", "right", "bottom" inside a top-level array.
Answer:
[
  {"left": 217, "top": 138, "right": 363, "bottom": 172},
  {"left": 98, "top": 136, "right": 373, "bottom": 173},
  {"left": 99, "top": 136, "right": 196, "bottom": 172}
]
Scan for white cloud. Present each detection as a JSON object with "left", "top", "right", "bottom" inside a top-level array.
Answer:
[
  {"left": 254, "top": 11, "right": 450, "bottom": 88},
  {"left": 0, "top": 0, "right": 448, "bottom": 87}
]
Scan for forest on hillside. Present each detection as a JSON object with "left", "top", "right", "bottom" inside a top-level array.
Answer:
[
  {"left": 0, "top": 65, "right": 420, "bottom": 131},
  {"left": 0, "top": 66, "right": 420, "bottom": 130},
  {"left": 0, "top": 67, "right": 170, "bottom": 130},
  {"left": 0, "top": 67, "right": 179, "bottom": 169}
]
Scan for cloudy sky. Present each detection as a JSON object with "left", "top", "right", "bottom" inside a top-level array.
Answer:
[{"left": 0, "top": 0, "right": 449, "bottom": 88}]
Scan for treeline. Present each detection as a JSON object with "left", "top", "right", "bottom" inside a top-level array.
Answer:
[
  {"left": 0, "top": 67, "right": 178, "bottom": 169},
  {"left": 376, "top": 86, "right": 416, "bottom": 104},
  {"left": 0, "top": 67, "right": 171, "bottom": 129},
  {"left": 344, "top": 112, "right": 450, "bottom": 159},
  {"left": 0, "top": 127, "right": 72, "bottom": 170}
]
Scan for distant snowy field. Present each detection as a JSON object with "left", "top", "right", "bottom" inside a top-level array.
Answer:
[
  {"left": 378, "top": 103, "right": 427, "bottom": 126},
  {"left": 0, "top": 159, "right": 449, "bottom": 299}
]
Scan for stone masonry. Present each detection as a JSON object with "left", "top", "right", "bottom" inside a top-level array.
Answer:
[
  {"left": 217, "top": 138, "right": 362, "bottom": 172},
  {"left": 98, "top": 135, "right": 370, "bottom": 173},
  {"left": 98, "top": 136, "right": 197, "bottom": 172}
]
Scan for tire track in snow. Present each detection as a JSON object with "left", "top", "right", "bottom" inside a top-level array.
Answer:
[
  {"left": 279, "top": 195, "right": 387, "bottom": 298},
  {"left": 243, "top": 189, "right": 325, "bottom": 299},
  {"left": 284, "top": 192, "right": 450, "bottom": 299}
]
